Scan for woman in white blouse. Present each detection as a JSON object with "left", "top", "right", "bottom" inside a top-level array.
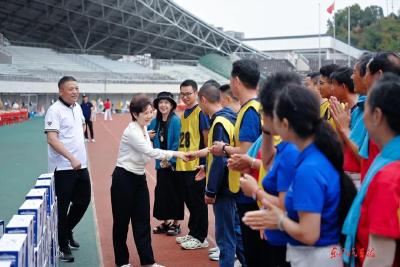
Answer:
[{"left": 111, "top": 94, "right": 188, "bottom": 267}]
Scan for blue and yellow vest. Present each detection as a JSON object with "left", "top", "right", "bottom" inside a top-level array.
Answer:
[
  {"left": 206, "top": 116, "right": 235, "bottom": 190},
  {"left": 176, "top": 105, "right": 202, "bottom": 171},
  {"left": 229, "top": 99, "right": 261, "bottom": 193}
]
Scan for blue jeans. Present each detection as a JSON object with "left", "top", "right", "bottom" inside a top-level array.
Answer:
[{"left": 213, "top": 195, "right": 247, "bottom": 267}]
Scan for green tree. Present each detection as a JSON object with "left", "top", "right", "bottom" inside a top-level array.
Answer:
[
  {"left": 326, "top": 5, "right": 399, "bottom": 52},
  {"left": 359, "top": 16, "right": 400, "bottom": 51}
]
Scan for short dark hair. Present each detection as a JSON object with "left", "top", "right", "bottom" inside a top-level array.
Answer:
[
  {"left": 58, "top": 76, "right": 77, "bottom": 89},
  {"left": 180, "top": 79, "right": 198, "bottom": 91},
  {"left": 129, "top": 94, "right": 152, "bottom": 121},
  {"left": 357, "top": 52, "right": 374, "bottom": 77},
  {"left": 320, "top": 64, "right": 340, "bottom": 80},
  {"left": 219, "top": 84, "right": 238, "bottom": 101},
  {"left": 231, "top": 59, "right": 260, "bottom": 89},
  {"left": 368, "top": 73, "right": 400, "bottom": 134},
  {"left": 307, "top": 72, "right": 320, "bottom": 85},
  {"left": 330, "top": 67, "right": 355, "bottom": 93},
  {"left": 259, "top": 71, "right": 302, "bottom": 116},
  {"left": 307, "top": 72, "right": 320, "bottom": 79},
  {"left": 368, "top": 52, "right": 400, "bottom": 76},
  {"left": 198, "top": 80, "right": 221, "bottom": 103},
  {"left": 219, "top": 84, "right": 231, "bottom": 93}
]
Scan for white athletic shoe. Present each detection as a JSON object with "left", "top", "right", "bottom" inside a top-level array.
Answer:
[
  {"left": 91, "top": 139, "right": 96, "bottom": 143},
  {"left": 208, "top": 246, "right": 219, "bottom": 254},
  {"left": 181, "top": 238, "right": 209, "bottom": 250},
  {"left": 176, "top": 234, "right": 192, "bottom": 244},
  {"left": 143, "top": 264, "right": 165, "bottom": 267},
  {"left": 209, "top": 250, "right": 220, "bottom": 261}
]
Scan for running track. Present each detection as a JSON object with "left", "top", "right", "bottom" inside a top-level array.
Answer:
[{"left": 88, "top": 113, "right": 218, "bottom": 267}]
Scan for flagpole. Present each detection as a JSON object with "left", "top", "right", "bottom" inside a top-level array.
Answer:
[
  {"left": 333, "top": 1, "right": 336, "bottom": 64},
  {"left": 318, "top": 2, "right": 321, "bottom": 70},
  {"left": 347, "top": 6, "right": 351, "bottom": 67}
]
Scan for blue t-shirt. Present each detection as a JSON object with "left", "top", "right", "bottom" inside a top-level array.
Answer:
[
  {"left": 285, "top": 143, "right": 341, "bottom": 246},
  {"left": 262, "top": 141, "right": 299, "bottom": 246},
  {"left": 184, "top": 104, "right": 210, "bottom": 165},
  {"left": 81, "top": 102, "right": 93, "bottom": 120},
  {"left": 236, "top": 104, "right": 262, "bottom": 204},
  {"left": 238, "top": 107, "right": 262, "bottom": 143}
]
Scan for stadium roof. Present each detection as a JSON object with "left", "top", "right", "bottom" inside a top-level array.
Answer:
[{"left": 0, "top": 0, "right": 267, "bottom": 59}]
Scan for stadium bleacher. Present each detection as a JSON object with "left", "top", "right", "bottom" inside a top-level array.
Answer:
[
  {"left": 199, "top": 53, "right": 232, "bottom": 79},
  {"left": 0, "top": 45, "right": 230, "bottom": 84}
]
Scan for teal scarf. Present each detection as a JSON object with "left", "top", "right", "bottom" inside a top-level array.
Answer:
[
  {"left": 349, "top": 96, "right": 369, "bottom": 159},
  {"left": 247, "top": 134, "right": 263, "bottom": 157},
  {"left": 342, "top": 135, "right": 400, "bottom": 266}
]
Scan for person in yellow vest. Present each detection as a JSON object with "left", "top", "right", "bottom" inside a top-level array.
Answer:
[
  {"left": 175, "top": 79, "right": 210, "bottom": 250},
  {"left": 210, "top": 59, "right": 266, "bottom": 267},
  {"left": 187, "top": 80, "right": 247, "bottom": 266},
  {"left": 318, "top": 64, "right": 339, "bottom": 129}
]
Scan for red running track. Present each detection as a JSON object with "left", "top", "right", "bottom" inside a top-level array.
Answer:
[{"left": 87, "top": 114, "right": 218, "bottom": 267}]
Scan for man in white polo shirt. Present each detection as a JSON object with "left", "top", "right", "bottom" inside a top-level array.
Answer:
[{"left": 44, "top": 76, "right": 91, "bottom": 263}]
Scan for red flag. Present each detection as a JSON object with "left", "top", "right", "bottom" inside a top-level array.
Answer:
[{"left": 327, "top": 1, "right": 335, "bottom": 14}]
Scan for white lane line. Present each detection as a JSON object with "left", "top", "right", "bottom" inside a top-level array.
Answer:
[{"left": 86, "top": 145, "right": 104, "bottom": 267}]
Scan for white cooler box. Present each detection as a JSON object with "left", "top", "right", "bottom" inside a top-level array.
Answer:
[
  {"left": 0, "top": 234, "right": 27, "bottom": 267},
  {"left": 34, "top": 180, "right": 54, "bottom": 216},
  {"left": 0, "top": 261, "right": 12, "bottom": 267},
  {"left": 5, "top": 215, "right": 34, "bottom": 267},
  {"left": 18, "top": 199, "right": 44, "bottom": 247},
  {"left": 26, "top": 188, "right": 49, "bottom": 217}
]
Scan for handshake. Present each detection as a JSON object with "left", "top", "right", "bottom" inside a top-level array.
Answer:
[
  {"left": 173, "top": 149, "right": 209, "bottom": 162},
  {"left": 172, "top": 147, "right": 212, "bottom": 162}
]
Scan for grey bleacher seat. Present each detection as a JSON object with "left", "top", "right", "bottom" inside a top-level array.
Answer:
[
  {"left": 80, "top": 55, "right": 150, "bottom": 73},
  {"left": 7, "top": 46, "right": 94, "bottom": 72}
]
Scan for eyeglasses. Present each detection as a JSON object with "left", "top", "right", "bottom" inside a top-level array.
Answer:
[{"left": 180, "top": 92, "right": 194, "bottom": 98}]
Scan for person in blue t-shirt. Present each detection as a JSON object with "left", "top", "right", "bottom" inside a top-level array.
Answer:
[
  {"left": 81, "top": 94, "right": 95, "bottom": 142},
  {"left": 240, "top": 72, "right": 301, "bottom": 267},
  {"left": 243, "top": 85, "right": 356, "bottom": 267},
  {"left": 210, "top": 59, "right": 264, "bottom": 267}
]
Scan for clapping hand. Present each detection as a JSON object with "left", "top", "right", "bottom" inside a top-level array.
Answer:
[
  {"left": 329, "top": 96, "right": 351, "bottom": 136},
  {"left": 239, "top": 174, "right": 258, "bottom": 197},
  {"left": 242, "top": 199, "right": 283, "bottom": 230},
  {"left": 228, "top": 154, "right": 253, "bottom": 173}
]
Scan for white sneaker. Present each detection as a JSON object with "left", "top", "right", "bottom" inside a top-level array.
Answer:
[
  {"left": 208, "top": 246, "right": 219, "bottom": 254},
  {"left": 119, "top": 264, "right": 131, "bottom": 267},
  {"left": 91, "top": 139, "right": 96, "bottom": 143},
  {"left": 176, "top": 234, "right": 192, "bottom": 244},
  {"left": 143, "top": 264, "right": 165, "bottom": 267},
  {"left": 85, "top": 138, "right": 89, "bottom": 142},
  {"left": 209, "top": 250, "right": 220, "bottom": 261},
  {"left": 181, "top": 238, "right": 209, "bottom": 250}
]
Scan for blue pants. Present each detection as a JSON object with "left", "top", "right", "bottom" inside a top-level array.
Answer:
[{"left": 213, "top": 195, "right": 247, "bottom": 267}]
